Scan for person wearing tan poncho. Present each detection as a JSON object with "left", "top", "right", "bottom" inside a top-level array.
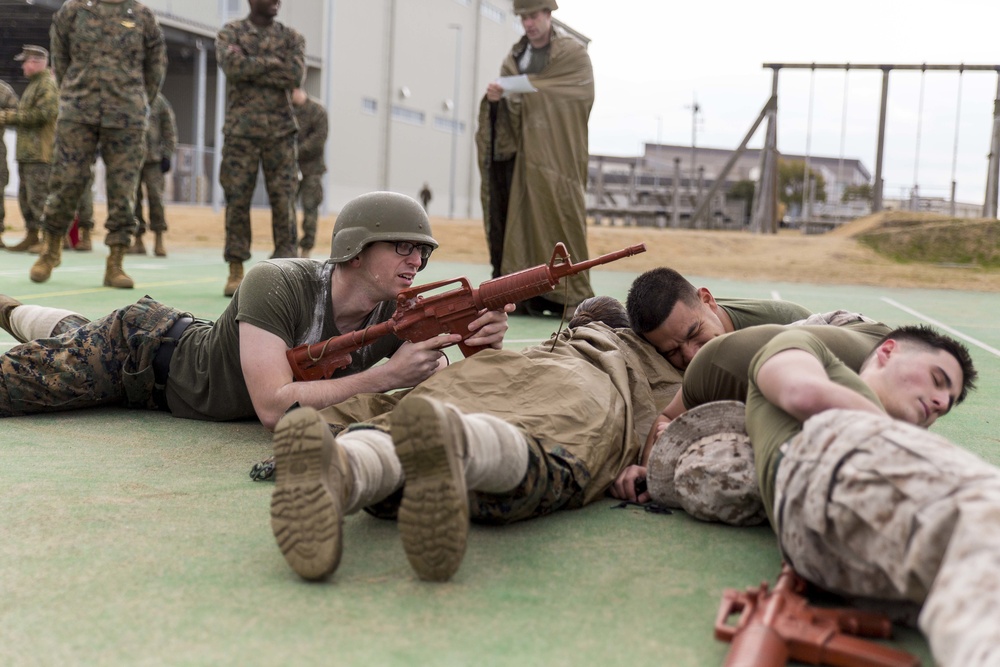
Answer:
[{"left": 475, "top": 0, "right": 595, "bottom": 316}]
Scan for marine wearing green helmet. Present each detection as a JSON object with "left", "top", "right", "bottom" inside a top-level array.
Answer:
[
  {"left": 512, "top": 0, "right": 558, "bottom": 15},
  {"left": 330, "top": 191, "right": 439, "bottom": 271}
]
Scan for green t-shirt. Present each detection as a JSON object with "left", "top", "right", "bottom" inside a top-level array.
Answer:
[
  {"left": 166, "top": 259, "right": 402, "bottom": 421},
  {"left": 681, "top": 321, "right": 891, "bottom": 410},
  {"left": 745, "top": 329, "right": 883, "bottom": 528},
  {"left": 717, "top": 298, "right": 812, "bottom": 330}
]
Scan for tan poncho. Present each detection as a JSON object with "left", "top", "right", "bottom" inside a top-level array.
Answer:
[
  {"left": 320, "top": 324, "right": 682, "bottom": 504},
  {"left": 476, "top": 31, "right": 595, "bottom": 306}
]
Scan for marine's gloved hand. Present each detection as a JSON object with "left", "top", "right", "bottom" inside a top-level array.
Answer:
[{"left": 160, "top": 157, "right": 171, "bottom": 173}]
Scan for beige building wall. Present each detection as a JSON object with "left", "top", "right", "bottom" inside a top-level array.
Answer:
[
  {"left": 130, "top": 1, "right": 582, "bottom": 219},
  {"left": 324, "top": 0, "right": 532, "bottom": 218}
]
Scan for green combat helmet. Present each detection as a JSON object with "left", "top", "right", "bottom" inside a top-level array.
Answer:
[
  {"left": 330, "top": 191, "right": 439, "bottom": 271},
  {"left": 512, "top": 0, "right": 558, "bottom": 14}
]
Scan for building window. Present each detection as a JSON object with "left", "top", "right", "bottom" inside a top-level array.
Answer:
[
  {"left": 361, "top": 98, "right": 378, "bottom": 115},
  {"left": 434, "top": 116, "right": 465, "bottom": 134},
  {"left": 453, "top": 0, "right": 470, "bottom": 5},
  {"left": 480, "top": 2, "right": 504, "bottom": 23},
  {"left": 391, "top": 105, "right": 425, "bottom": 126},
  {"left": 226, "top": 0, "right": 243, "bottom": 19}
]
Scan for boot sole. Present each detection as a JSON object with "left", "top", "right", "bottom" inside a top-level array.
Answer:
[
  {"left": 393, "top": 397, "right": 469, "bottom": 582},
  {"left": 270, "top": 408, "right": 343, "bottom": 581}
]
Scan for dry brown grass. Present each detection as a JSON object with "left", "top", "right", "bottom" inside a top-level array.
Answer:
[{"left": 6, "top": 203, "right": 996, "bottom": 292}]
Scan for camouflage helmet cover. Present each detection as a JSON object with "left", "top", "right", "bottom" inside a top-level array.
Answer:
[
  {"left": 330, "top": 191, "right": 439, "bottom": 270},
  {"left": 513, "top": 0, "right": 558, "bottom": 15}
]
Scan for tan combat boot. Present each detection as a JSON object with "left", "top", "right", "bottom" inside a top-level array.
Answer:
[
  {"left": 393, "top": 396, "right": 471, "bottom": 582},
  {"left": 270, "top": 407, "right": 355, "bottom": 581},
  {"left": 128, "top": 233, "right": 146, "bottom": 255},
  {"left": 29, "top": 232, "right": 63, "bottom": 283},
  {"left": 104, "top": 245, "right": 135, "bottom": 289},
  {"left": 224, "top": 261, "right": 244, "bottom": 297},
  {"left": 75, "top": 228, "right": 92, "bottom": 252},
  {"left": 153, "top": 231, "right": 166, "bottom": 257},
  {"left": 8, "top": 228, "right": 39, "bottom": 253}
]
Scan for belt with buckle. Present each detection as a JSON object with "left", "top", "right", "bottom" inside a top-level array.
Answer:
[{"left": 151, "top": 316, "right": 193, "bottom": 411}]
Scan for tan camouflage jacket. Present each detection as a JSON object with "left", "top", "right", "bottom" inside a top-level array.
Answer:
[
  {"left": 0, "top": 69, "right": 59, "bottom": 163},
  {"left": 50, "top": 0, "right": 166, "bottom": 130},
  {"left": 216, "top": 17, "right": 304, "bottom": 139},
  {"left": 293, "top": 96, "right": 327, "bottom": 175},
  {"left": 143, "top": 92, "right": 177, "bottom": 162}
]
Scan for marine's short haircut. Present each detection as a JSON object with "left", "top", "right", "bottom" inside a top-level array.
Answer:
[
  {"left": 871, "top": 324, "right": 978, "bottom": 403},
  {"left": 626, "top": 267, "right": 700, "bottom": 334}
]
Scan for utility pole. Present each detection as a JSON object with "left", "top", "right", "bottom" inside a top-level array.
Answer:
[{"left": 687, "top": 94, "right": 701, "bottom": 205}]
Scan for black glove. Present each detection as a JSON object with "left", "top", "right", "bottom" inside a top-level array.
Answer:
[{"left": 160, "top": 157, "right": 171, "bottom": 173}]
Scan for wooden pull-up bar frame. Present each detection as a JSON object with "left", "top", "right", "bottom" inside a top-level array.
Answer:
[{"left": 746, "top": 62, "right": 1000, "bottom": 233}]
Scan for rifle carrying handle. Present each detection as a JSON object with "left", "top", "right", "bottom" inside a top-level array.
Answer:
[
  {"left": 714, "top": 590, "right": 749, "bottom": 641},
  {"left": 722, "top": 623, "right": 789, "bottom": 667}
]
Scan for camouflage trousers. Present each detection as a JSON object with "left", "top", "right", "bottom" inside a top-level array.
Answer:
[
  {"left": 361, "top": 426, "right": 589, "bottom": 525},
  {"left": 76, "top": 173, "right": 95, "bottom": 230},
  {"left": 135, "top": 160, "right": 167, "bottom": 234},
  {"left": 296, "top": 172, "right": 323, "bottom": 251},
  {"left": 774, "top": 409, "right": 1000, "bottom": 667},
  {"left": 220, "top": 133, "right": 298, "bottom": 262},
  {"left": 18, "top": 162, "right": 51, "bottom": 232},
  {"left": 42, "top": 120, "right": 144, "bottom": 246},
  {"left": 0, "top": 296, "right": 186, "bottom": 417},
  {"left": 469, "top": 437, "right": 589, "bottom": 524}
]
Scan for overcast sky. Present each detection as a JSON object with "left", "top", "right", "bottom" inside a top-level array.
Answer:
[{"left": 553, "top": 0, "right": 1000, "bottom": 204}]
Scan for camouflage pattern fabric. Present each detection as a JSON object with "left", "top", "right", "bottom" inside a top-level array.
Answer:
[
  {"left": 142, "top": 93, "right": 176, "bottom": 162},
  {"left": 293, "top": 96, "right": 327, "bottom": 174},
  {"left": 216, "top": 17, "right": 304, "bottom": 140},
  {"left": 469, "top": 437, "right": 589, "bottom": 524},
  {"left": 1, "top": 69, "right": 58, "bottom": 164},
  {"left": 42, "top": 121, "right": 144, "bottom": 245},
  {"left": 50, "top": 0, "right": 166, "bottom": 130},
  {"left": 358, "top": 432, "right": 589, "bottom": 526},
  {"left": 216, "top": 16, "right": 304, "bottom": 261},
  {"left": 296, "top": 173, "right": 322, "bottom": 250},
  {"left": 42, "top": 0, "right": 165, "bottom": 244},
  {"left": 135, "top": 160, "right": 166, "bottom": 234},
  {"left": 3, "top": 69, "right": 59, "bottom": 235},
  {"left": 220, "top": 133, "right": 298, "bottom": 261},
  {"left": 774, "top": 409, "right": 1000, "bottom": 667},
  {"left": 293, "top": 96, "right": 327, "bottom": 251},
  {"left": 0, "top": 296, "right": 186, "bottom": 417},
  {"left": 0, "top": 79, "right": 17, "bottom": 231},
  {"left": 135, "top": 92, "right": 175, "bottom": 234},
  {"left": 76, "top": 170, "right": 95, "bottom": 230},
  {"left": 17, "top": 162, "right": 51, "bottom": 233}
]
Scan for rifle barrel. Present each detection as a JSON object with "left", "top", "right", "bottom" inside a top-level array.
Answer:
[{"left": 554, "top": 243, "right": 647, "bottom": 274}]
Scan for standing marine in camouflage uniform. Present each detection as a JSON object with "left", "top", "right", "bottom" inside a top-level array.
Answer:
[
  {"left": 217, "top": 0, "right": 305, "bottom": 296},
  {"left": 30, "top": 0, "right": 166, "bottom": 289},
  {"left": 0, "top": 79, "right": 17, "bottom": 248},
  {"left": 130, "top": 92, "right": 177, "bottom": 257},
  {"left": 2, "top": 46, "right": 59, "bottom": 255},
  {"left": 290, "top": 88, "right": 327, "bottom": 258}
]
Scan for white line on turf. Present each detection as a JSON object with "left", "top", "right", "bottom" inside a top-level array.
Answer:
[{"left": 881, "top": 297, "right": 1000, "bottom": 358}]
